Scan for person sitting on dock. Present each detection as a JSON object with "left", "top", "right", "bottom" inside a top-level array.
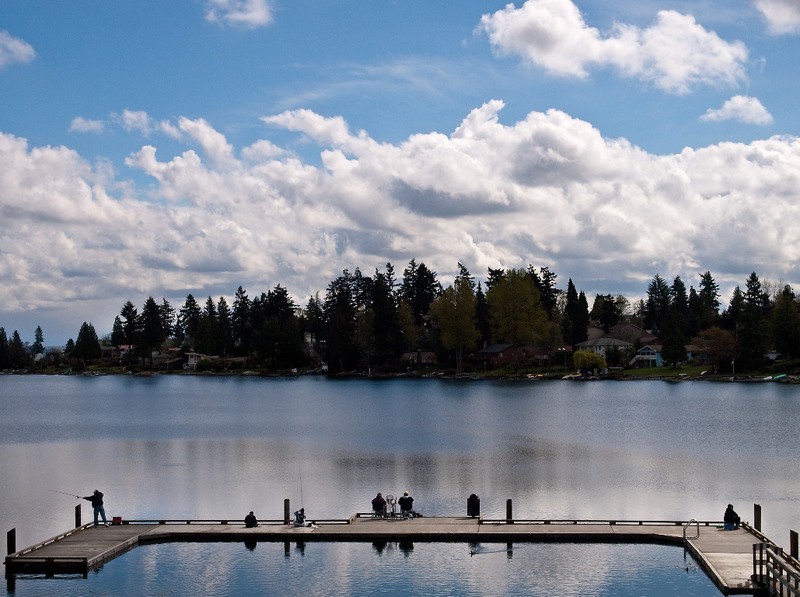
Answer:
[
  {"left": 244, "top": 511, "right": 259, "bottom": 528},
  {"left": 724, "top": 504, "right": 740, "bottom": 530},
  {"left": 83, "top": 489, "right": 109, "bottom": 527},
  {"left": 294, "top": 508, "right": 306, "bottom": 527},
  {"left": 398, "top": 491, "right": 414, "bottom": 518},
  {"left": 372, "top": 492, "right": 387, "bottom": 518}
]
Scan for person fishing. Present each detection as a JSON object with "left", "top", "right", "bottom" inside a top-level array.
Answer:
[
  {"left": 398, "top": 491, "right": 414, "bottom": 518},
  {"left": 83, "top": 489, "right": 109, "bottom": 527},
  {"left": 371, "top": 492, "right": 387, "bottom": 518},
  {"left": 244, "top": 511, "right": 259, "bottom": 528},
  {"left": 294, "top": 508, "right": 306, "bottom": 527}
]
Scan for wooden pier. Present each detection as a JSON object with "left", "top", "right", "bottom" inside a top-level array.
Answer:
[{"left": 6, "top": 515, "right": 800, "bottom": 595}]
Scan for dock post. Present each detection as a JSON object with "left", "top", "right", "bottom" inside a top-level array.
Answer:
[
  {"left": 791, "top": 530, "right": 798, "bottom": 559},
  {"left": 754, "top": 503, "right": 761, "bottom": 532},
  {"left": 284, "top": 499, "right": 290, "bottom": 525},
  {"left": 506, "top": 499, "right": 513, "bottom": 524},
  {"left": 75, "top": 504, "right": 81, "bottom": 528},
  {"left": 6, "top": 528, "right": 15, "bottom": 555}
]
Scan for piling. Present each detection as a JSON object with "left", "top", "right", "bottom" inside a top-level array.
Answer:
[
  {"left": 283, "top": 499, "right": 290, "bottom": 525},
  {"left": 791, "top": 530, "right": 798, "bottom": 560},
  {"left": 754, "top": 503, "right": 761, "bottom": 532},
  {"left": 75, "top": 504, "right": 81, "bottom": 529},
  {"left": 6, "top": 528, "right": 15, "bottom": 555},
  {"left": 506, "top": 499, "right": 513, "bottom": 524}
]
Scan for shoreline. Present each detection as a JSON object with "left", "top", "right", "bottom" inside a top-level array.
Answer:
[{"left": 2, "top": 367, "right": 798, "bottom": 383}]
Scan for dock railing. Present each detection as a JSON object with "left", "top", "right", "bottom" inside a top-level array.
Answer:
[{"left": 753, "top": 542, "right": 800, "bottom": 596}]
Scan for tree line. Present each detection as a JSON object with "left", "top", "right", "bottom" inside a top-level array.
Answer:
[{"left": 3, "top": 262, "right": 799, "bottom": 375}]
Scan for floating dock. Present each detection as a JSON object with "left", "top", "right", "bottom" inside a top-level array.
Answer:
[{"left": 6, "top": 515, "right": 800, "bottom": 595}]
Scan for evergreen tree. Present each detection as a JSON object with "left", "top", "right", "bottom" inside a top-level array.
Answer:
[
  {"left": 574, "top": 291, "right": 590, "bottom": 344},
  {"left": 369, "top": 267, "right": 403, "bottom": 367},
  {"left": 645, "top": 275, "right": 671, "bottom": 334},
  {"left": 178, "top": 294, "right": 202, "bottom": 345},
  {"left": 110, "top": 316, "right": 125, "bottom": 347},
  {"left": 194, "top": 297, "right": 220, "bottom": 355},
  {"left": 217, "top": 296, "right": 234, "bottom": 358},
  {"left": 33, "top": 325, "right": 44, "bottom": 355},
  {"left": 303, "top": 292, "right": 324, "bottom": 352},
  {"left": 120, "top": 301, "right": 140, "bottom": 345},
  {"left": 140, "top": 296, "right": 166, "bottom": 365},
  {"left": 0, "top": 327, "right": 8, "bottom": 369},
  {"left": 669, "top": 276, "right": 689, "bottom": 335},
  {"left": 528, "top": 265, "right": 559, "bottom": 319},
  {"left": 8, "top": 330, "right": 28, "bottom": 369},
  {"left": 695, "top": 271, "right": 720, "bottom": 330},
  {"left": 736, "top": 272, "right": 770, "bottom": 370},
  {"left": 324, "top": 271, "right": 359, "bottom": 373},
  {"left": 231, "top": 286, "right": 251, "bottom": 356},
  {"left": 73, "top": 322, "right": 101, "bottom": 364},
  {"left": 772, "top": 285, "right": 800, "bottom": 358},
  {"left": 159, "top": 298, "right": 176, "bottom": 340},
  {"left": 399, "top": 259, "right": 441, "bottom": 327},
  {"left": 474, "top": 282, "right": 491, "bottom": 348}
]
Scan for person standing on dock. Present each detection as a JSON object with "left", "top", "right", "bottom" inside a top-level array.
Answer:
[
  {"left": 724, "top": 504, "right": 740, "bottom": 530},
  {"left": 83, "top": 489, "right": 108, "bottom": 526}
]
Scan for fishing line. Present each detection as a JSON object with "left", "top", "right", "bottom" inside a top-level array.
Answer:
[{"left": 49, "top": 489, "right": 80, "bottom": 498}]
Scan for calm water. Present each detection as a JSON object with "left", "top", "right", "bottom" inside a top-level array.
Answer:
[{"left": 2, "top": 375, "right": 799, "bottom": 595}]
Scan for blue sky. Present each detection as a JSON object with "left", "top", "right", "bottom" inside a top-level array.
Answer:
[{"left": 1, "top": 0, "right": 800, "bottom": 345}]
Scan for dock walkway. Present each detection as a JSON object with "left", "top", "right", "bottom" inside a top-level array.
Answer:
[{"left": 5, "top": 516, "right": 792, "bottom": 594}]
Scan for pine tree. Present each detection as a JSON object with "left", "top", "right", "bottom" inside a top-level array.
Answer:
[
  {"left": 73, "top": 322, "right": 101, "bottom": 364},
  {"left": 33, "top": 325, "right": 44, "bottom": 355}
]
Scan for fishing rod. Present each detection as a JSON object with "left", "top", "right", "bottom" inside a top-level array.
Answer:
[
  {"left": 299, "top": 466, "right": 304, "bottom": 509},
  {"left": 49, "top": 489, "right": 80, "bottom": 498}
]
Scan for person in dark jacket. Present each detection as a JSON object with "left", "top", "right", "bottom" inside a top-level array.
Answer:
[
  {"left": 83, "top": 489, "right": 108, "bottom": 526},
  {"left": 294, "top": 508, "right": 306, "bottom": 526},
  {"left": 244, "top": 511, "right": 259, "bottom": 528},
  {"left": 371, "top": 493, "right": 387, "bottom": 517},
  {"left": 724, "top": 504, "right": 740, "bottom": 530},
  {"left": 398, "top": 491, "right": 414, "bottom": 518}
]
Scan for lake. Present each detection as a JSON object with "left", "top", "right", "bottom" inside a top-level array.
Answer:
[{"left": 2, "top": 375, "right": 798, "bottom": 595}]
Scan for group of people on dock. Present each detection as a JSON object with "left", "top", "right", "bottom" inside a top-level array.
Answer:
[{"left": 372, "top": 491, "right": 416, "bottom": 519}]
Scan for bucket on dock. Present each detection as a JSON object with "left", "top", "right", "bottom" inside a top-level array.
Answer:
[{"left": 112, "top": 516, "right": 122, "bottom": 525}]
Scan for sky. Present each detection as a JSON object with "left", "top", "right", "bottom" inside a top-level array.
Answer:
[{"left": 2, "top": 0, "right": 800, "bottom": 346}]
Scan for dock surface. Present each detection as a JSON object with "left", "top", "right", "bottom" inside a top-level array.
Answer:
[{"left": 5, "top": 516, "right": 784, "bottom": 594}]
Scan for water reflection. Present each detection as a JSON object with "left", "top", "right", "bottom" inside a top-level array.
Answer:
[{"left": 1, "top": 375, "right": 799, "bottom": 593}]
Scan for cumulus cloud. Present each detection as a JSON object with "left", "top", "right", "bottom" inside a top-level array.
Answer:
[
  {"left": 69, "top": 117, "right": 105, "bottom": 134},
  {"left": 754, "top": 0, "right": 800, "bottom": 34},
  {"left": 479, "top": 0, "right": 748, "bottom": 94},
  {"left": 700, "top": 95, "right": 774, "bottom": 125},
  {"left": 2, "top": 104, "right": 800, "bottom": 340},
  {"left": 0, "top": 30, "right": 35, "bottom": 68},
  {"left": 205, "top": 0, "right": 273, "bottom": 29}
]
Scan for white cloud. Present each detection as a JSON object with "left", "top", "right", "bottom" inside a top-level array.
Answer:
[
  {"left": 204, "top": 0, "right": 273, "bottom": 29},
  {"left": 754, "top": 0, "right": 800, "bottom": 34},
  {"left": 117, "top": 109, "right": 155, "bottom": 135},
  {"left": 700, "top": 95, "right": 774, "bottom": 125},
  {"left": 3, "top": 105, "right": 800, "bottom": 343},
  {"left": 0, "top": 30, "right": 35, "bottom": 68},
  {"left": 479, "top": 0, "right": 748, "bottom": 94},
  {"left": 69, "top": 117, "right": 105, "bottom": 134}
]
